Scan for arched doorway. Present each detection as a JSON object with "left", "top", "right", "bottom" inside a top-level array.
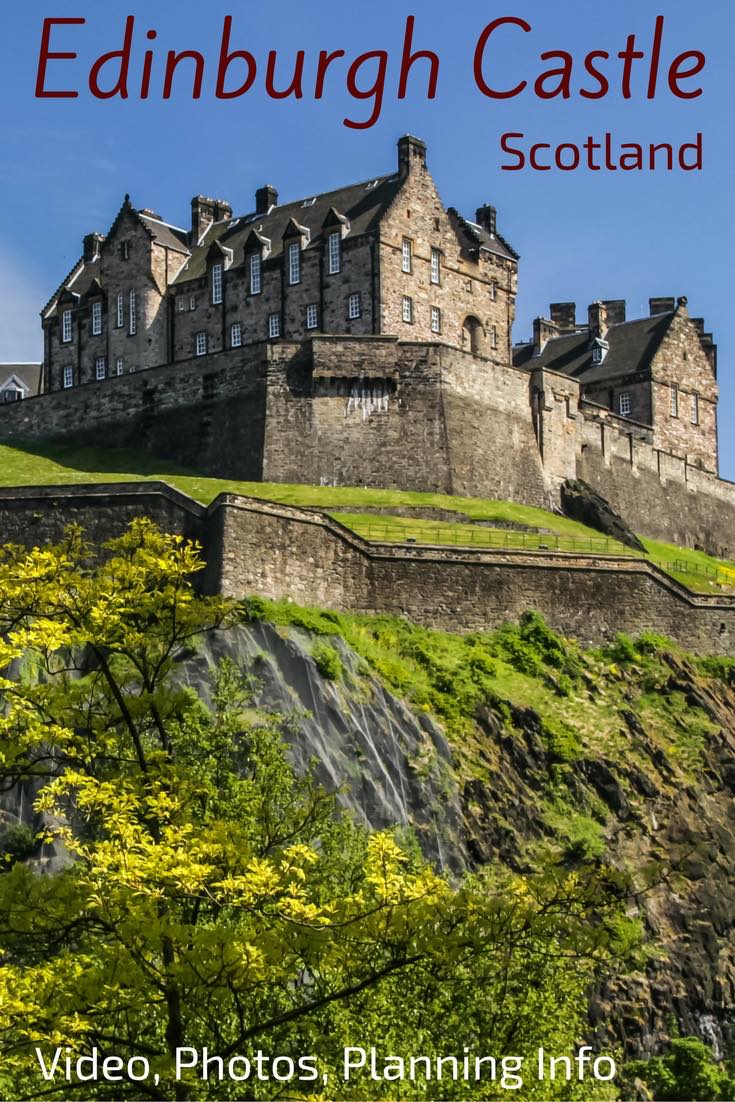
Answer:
[{"left": 462, "top": 315, "right": 485, "bottom": 355}]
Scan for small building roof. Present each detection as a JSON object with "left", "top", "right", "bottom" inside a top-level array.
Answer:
[{"left": 0, "top": 363, "right": 43, "bottom": 396}]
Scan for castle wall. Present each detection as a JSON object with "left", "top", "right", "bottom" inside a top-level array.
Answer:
[{"left": 1, "top": 484, "right": 734, "bottom": 657}]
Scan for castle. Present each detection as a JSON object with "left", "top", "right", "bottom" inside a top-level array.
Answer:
[{"left": 1, "top": 135, "right": 731, "bottom": 557}]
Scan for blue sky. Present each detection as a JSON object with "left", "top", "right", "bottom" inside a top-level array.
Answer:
[{"left": 2, "top": 0, "right": 734, "bottom": 472}]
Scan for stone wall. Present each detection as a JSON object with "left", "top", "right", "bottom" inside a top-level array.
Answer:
[{"left": 1, "top": 483, "right": 734, "bottom": 657}]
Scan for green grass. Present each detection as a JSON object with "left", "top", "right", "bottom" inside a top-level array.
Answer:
[{"left": 1, "top": 440, "right": 733, "bottom": 593}]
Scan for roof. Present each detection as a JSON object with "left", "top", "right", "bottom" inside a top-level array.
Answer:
[
  {"left": 513, "top": 311, "right": 676, "bottom": 383},
  {"left": 173, "top": 174, "right": 403, "bottom": 284},
  {"left": 452, "top": 214, "right": 519, "bottom": 262},
  {"left": 138, "top": 214, "right": 189, "bottom": 253},
  {"left": 0, "top": 363, "right": 42, "bottom": 396}
]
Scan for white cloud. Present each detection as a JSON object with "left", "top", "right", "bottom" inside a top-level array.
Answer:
[{"left": 0, "top": 252, "right": 44, "bottom": 362}]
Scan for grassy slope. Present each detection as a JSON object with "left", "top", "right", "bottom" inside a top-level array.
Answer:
[{"left": 0, "top": 441, "right": 733, "bottom": 593}]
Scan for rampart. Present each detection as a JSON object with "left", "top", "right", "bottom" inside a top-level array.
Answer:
[
  {"left": 1, "top": 337, "right": 735, "bottom": 554},
  {"left": 1, "top": 482, "right": 734, "bottom": 656}
]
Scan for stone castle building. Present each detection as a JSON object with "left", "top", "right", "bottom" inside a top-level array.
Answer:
[{"left": 1, "top": 135, "right": 730, "bottom": 557}]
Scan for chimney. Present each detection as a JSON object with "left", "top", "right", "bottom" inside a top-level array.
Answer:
[
  {"left": 83, "top": 233, "right": 104, "bottom": 263},
  {"left": 191, "top": 196, "right": 217, "bottom": 242},
  {"left": 255, "top": 185, "right": 278, "bottom": 214},
  {"left": 649, "top": 296, "right": 675, "bottom": 316},
  {"left": 602, "top": 299, "right": 626, "bottom": 326},
  {"left": 475, "top": 205, "right": 497, "bottom": 235},
  {"left": 398, "top": 134, "right": 427, "bottom": 179},
  {"left": 588, "top": 301, "right": 608, "bottom": 339},
  {"left": 549, "top": 302, "right": 576, "bottom": 330},
  {"left": 533, "top": 317, "right": 558, "bottom": 353}
]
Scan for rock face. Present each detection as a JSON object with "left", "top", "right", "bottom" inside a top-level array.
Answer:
[
  {"left": 561, "top": 478, "right": 647, "bottom": 552},
  {"left": 4, "top": 622, "right": 735, "bottom": 1064}
]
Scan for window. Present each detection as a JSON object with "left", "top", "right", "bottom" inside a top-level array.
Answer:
[
  {"left": 129, "top": 290, "right": 137, "bottom": 335},
  {"left": 690, "top": 393, "right": 699, "bottom": 425},
  {"left": 431, "top": 306, "right": 441, "bottom": 333},
  {"left": 63, "top": 366, "right": 73, "bottom": 388},
  {"left": 430, "top": 248, "right": 441, "bottom": 284},
  {"left": 402, "top": 238, "right": 412, "bottom": 273},
  {"left": 490, "top": 280, "right": 497, "bottom": 301},
  {"left": 116, "top": 358, "right": 124, "bottom": 376},
  {"left": 592, "top": 346, "right": 603, "bottom": 364},
  {"left": 120, "top": 241, "right": 129, "bottom": 261},
  {"left": 116, "top": 292, "right": 124, "bottom": 327},
  {"left": 189, "top": 296, "right": 197, "bottom": 311},
  {"left": 95, "top": 357, "right": 106, "bottom": 380},
  {"left": 348, "top": 293, "right": 361, "bottom": 320},
  {"left": 306, "top": 304, "right": 318, "bottom": 330},
  {"left": 402, "top": 296, "right": 413, "bottom": 324},
  {"left": 61, "top": 309, "right": 72, "bottom": 343},
  {"left": 249, "top": 252, "right": 262, "bottom": 294},
  {"left": 328, "top": 232, "right": 341, "bottom": 275},
  {"left": 670, "top": 384, "right": 679, "bottom": 417},
  {"left": 491, "top": 325, "right": 498, "bottom": 349},
  {"left": 92, "top": 301, "right": 102, "bottom": 336},
  {"left": 177, "top": 298, "right": 185, "bottom": 312},
  {"left": 288, "top": 242, "right": 301, "bottom": 285},
  {"left": 619, "top": 391, "right": 631, "bottom": 416},
  {"left": 268, "top": 312, "right": 281, "bottom": 339},
  {"left": 212, "top": 262, "right": 223, "bottom": 305},
  {"left": 195, "top": 332, "right": 207, "bottom": 357},
  {"left": 231, "top": 322, "right": 242, "bottom": 348}
]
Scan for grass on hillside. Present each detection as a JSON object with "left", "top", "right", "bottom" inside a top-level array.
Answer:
[{"left": 0, "top": 441, "right": 733, "bottom": 593}]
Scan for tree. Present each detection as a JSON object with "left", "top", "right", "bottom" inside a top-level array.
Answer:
[
  {"left": 0, "top": 520, "right": 637, "bottom": 1100},
  {"left": 624, "top": 1037, "right": 735, "bottom": 1102}
]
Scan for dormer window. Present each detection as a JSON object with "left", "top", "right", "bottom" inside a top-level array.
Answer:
[
  {"left": 288, "top": 242, "right": 301, "bottom": 285},
  {"left": 61, "top": 309, "right": 73, "bottom": 343},
  {"left": 250, "top": 252, "right": 262, "bottom": 295},
  {"left": 328, "top": 232, "right": 341, "bottom": 275},
  {"left": 212, "top": 263, "right": 223, "bottom": 305},
  {"left": 591, "top": 339, "right": 609, "bottom": 365},
  {"left": 91, "top": 301, "right": 102, "bottom": 336}
]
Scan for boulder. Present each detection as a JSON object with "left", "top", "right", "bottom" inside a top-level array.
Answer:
[{"left": 561, "top": 478, "right": 646, "bottom": 552}]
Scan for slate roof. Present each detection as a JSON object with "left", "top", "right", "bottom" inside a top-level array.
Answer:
[
  {"left": 0, "top": 363, "right": 42, "bottom": 396},
  {"left": 173, "top": 174, "right": 402, "bottom": 284},
  {"left": 138, "top": 214, "right": 190, "bottom": 253},
  {"left": 513, "top": 311, "right": 675, "bottom": 383},
  {"left": 450, "top": 212, "right": 519, "bottom": 262}
]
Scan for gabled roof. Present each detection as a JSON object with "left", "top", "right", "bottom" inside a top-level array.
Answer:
[
  {"left": 0, "top": 364, "right": 42, "bottom": 396},
  {"left": 449, "top": 210, "right": 519, "bottom": 262},
  {"left": 173, "top": 174, "right": 401, "bottom": 284},
  {"left": 513, "top": 311, "right": 676, "bottom": 383}
]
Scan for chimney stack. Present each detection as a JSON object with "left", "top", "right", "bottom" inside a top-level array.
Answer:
[
  {"left": 649, "top": 296, "right": 675, "bottom": 316},
  {"left": 549, "top": 302, "right": 576, "bottom": 330},
  {"left": 533, "top": 317, "right": 558, "bottom": 352},
  {"left": 587, "top": 301, "right": 608, "bottom": 339},
  {"left": 255, "top": 185, "right": 278, "bottom": 214},
  {"left": 398, "top": 134, "right": 427, "bottom": 179},
  {"left": 475, "top": 205, "right": 497, "bottom": 235},
  {"left": 602, "top": 299, "right": 626, "bottom": 326}
]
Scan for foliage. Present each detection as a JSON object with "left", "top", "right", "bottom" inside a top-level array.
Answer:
[
  {"left": 0, "top": 520, "right": 638, "bottom": 1101},
  {"left": 0, "top": 822, "right": 37, "bottom": 865},
  {"left": 624, "top": 1037, "right": 735, "bottom": 1101},
  {"left": 311, "top": 641, "right": 343, "bottom": 681}
]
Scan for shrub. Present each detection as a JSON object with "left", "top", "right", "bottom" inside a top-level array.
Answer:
[
  {"left": 0, "top": 822, "right": 37, "bottom": 864},
  {"left": 312, "top": 642, "right": 343, "bottom": 681}
]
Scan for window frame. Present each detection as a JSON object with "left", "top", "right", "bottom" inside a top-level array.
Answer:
[
  {"left": 95, "top": 357, "right": 106, "bottom": 381},
  {"left": 306, "top": 304, "right": 319, "bottom": 330},
  {"left": 212, "top": 262, "right": 223, "bottom": 305},
  {"left": 249, "top": 252, "right": 262, "bottom": 295},
  {"left": 670, "top": 384, "right": 679, "bottom": 418},
  {"left": 195, "top": 331, "right": 208, "bottom": 357},
  {"left": 116, "top": 292, "right": 124, "bottom": 328},
  {"left": 231, "top": 322, "right": 242, "bottom": 348},
  {"left": 63, "top": 366, "right": 73, "bottom": 389},
  {"left": 401, "top": 238, "right": 413, "bottom": 274},
  {"left": 287, "top": 242, "right": 301, "bottom": 286},
  {"left": 116, "top": 358, "right": 124, "bottom": 376},
  {"left": 690, "top": 393, "right": 699, "bottom": 425},
  {"left": 61, "top": 309, "right": 73, "bottom": 343},
  {"left": 491, "top": 324, "right": 498, "bottom": 350},
  {"left": 128, "top": 290, "right": 137, "bottom": 336},
  {"left": 402, "top": 295, "right": 413, "bottom": 324},
  {"left": 430, "top": 248, "right": 441, "bottom": 285},
  {"left": 91, "top": 301, "right": 103, "bottom": 336},
  {"left": 348, "top": 292, "right": 361, "bottom": 320},
  {"left": 430, "top": 305, "right": 441, "bottom": 334},
  {"left": 618, "top": 391, "right": 631, "bottom": 416},
  {"left": 328, "top": 232, "right": 341, "bottom": 275},
  {"left": 268, "top": 312, "right": 281, "bottom": 339}
]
